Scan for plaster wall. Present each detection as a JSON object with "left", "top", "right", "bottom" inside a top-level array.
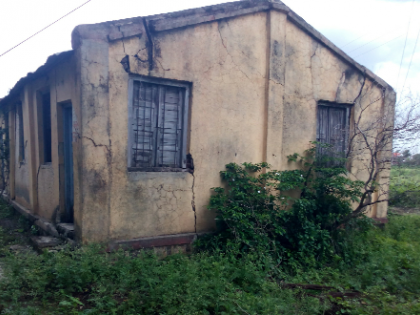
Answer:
[
  {"left": 14, "top": 163, "right": 30, "bottom": 209},
  {"left": 73, "top": 12, "right": 268, "bottom": 242},
  {"left": 117, "top": 13, "right": 267, "bottom": 239},
  {"left": 14, "top": 91, "right": 31, "bottom": 209},
  {"left": 72, "top": 7, "right": 395, "bottom": 243},
  {"left": 28, "top": 58, "right": 77, "bottom": 221},
  {"left": 5, "top": 7, "right": 395, "bottom": 243},
  {"left": 6, "top": 57, "right": 77, "bottom": 223},
  {"left": 69, "top": 5, "right": 394, "bottom": 243},
  {"left": 74, "top": 40, "right": 112, "bottom": 243},
  {"left": 267, "top": 11, "right": 395, "bottom": 217}
]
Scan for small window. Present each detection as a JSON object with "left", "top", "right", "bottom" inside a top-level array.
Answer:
[
  {"left": 128, "top": 78, "right": 189, "bottom": 170},
  {"left": 316, "top": 103, "right": 350, "bottom": 165},
  {"left": 16, "top": 103, "right": 25, "bottom": 162}
]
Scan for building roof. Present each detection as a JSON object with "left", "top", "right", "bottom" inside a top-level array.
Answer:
[
  {"left": 0, "top": 0, "right": 393, "bottom": 108},
  {"left": 0, "top": 51, "right": 73, "bottom": 107}
]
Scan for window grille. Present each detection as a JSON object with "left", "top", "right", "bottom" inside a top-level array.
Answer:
[
  {"left": 316, "top": 103, "right": 350, "bottom": 165},
  {"left": 129, "top": 79, "right": 188, "bottom": 169}
]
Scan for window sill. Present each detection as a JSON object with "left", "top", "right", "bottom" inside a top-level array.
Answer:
[
  {"left": 40, "top": 163, "right": 52, "bottom": 169},
  {"left": 127, "top": 167, "right": 192, "bottom": 173}
]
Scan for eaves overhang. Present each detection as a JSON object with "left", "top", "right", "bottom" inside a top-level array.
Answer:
[{"left": 0, "top": 50, "right": 74, "bottom": 108}]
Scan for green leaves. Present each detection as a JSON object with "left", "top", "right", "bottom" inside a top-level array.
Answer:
[
  {"left": 204, "top": 143, "right": 368, "bottom": 267},
  {"left": 389, "top": 166, "right": 420, "bottom": 207}
]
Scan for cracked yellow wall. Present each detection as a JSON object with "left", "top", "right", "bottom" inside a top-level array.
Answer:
[
  {"left": 104, "top": 13, "right": 268, "bottom": 240},
  {"left": 33, "top": 59, "right": 77, "bottom": 222},
  {"left": 13, "top": 89, "right": 32, "bottom": 210},
  {"left": 267, "top": 11, "right": 394, "bottom": 218},
  {"left": 74, "top": 9, "right": 394, "bottom": 243},
  {"left": 5, "top": 57, "right": 78, "bottom": 223}
]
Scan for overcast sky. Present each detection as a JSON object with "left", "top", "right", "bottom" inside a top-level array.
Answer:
[{"left": 0, "top": 0, "right": 419, "bottom": 100}]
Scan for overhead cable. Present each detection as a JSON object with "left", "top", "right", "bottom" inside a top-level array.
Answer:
[
  {"left": 401, "top": 24, "right": 420, "bottom": 95},
  {"left": 396, "top": 0, "right": 416, "bottom": 90},
  {"left": 0, "top": 0, "right": 93, "bottom": 58},
  {"left": 342, "top": 24, "right": 403, "bottom": 50},
  {"left": 354, "top": 34, "right": 404, "bottom": 58},
  {"left": 348, "top": 29, "right": 402, "bottom": 54}
]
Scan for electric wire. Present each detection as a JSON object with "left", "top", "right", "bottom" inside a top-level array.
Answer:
[
  {"left": 341, "top": 1, "right": 415, "bottom": 50},
  {"left": 343, "top": 29, "right": 398, "bottom": 53},
  {"left": 354, "top": 34, "right": 404, "bottom": 58},
  {"left": 348, "top": 29, "right": 402, "bottom": 54},
  {"left": 0, "top": 0, "right": 93, "bottom": 58},
  {"left": 341, "top": 33, "right": 372, "bottom": 49},
  {"left": 396, "top": 0, "right": 416, "bottom": 90},
  {"left": 401, "top": 24, "right": 420, "bottom": 95}
]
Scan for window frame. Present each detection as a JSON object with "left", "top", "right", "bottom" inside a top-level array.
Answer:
[
  {"left": 37, "top": 90, "right": 52, "bottom": 165},
  {"left": 127, "top": 76, "right": 190, "bottom": 172},
  {"left": 16, "top": 102, "right": 25, "bottom": 163},
  {"left": 316, "top": 101, "right": 352, "bottom": 164}
]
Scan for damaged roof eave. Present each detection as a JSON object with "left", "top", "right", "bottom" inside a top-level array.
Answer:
[{"left": 0, "top": 50, "right": 74, "bottom": 108}]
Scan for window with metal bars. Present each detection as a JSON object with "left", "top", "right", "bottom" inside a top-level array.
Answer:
[
  {"left": 316, "top": 102, "right": 351, "bottom": 166},
  {"left": 128, "top": 78, "right": 189, "bottom": 170}
]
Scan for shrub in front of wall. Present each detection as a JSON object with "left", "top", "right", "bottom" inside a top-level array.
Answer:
[{"left": 198, "top": 143, "right": 369, "bottom": 267}]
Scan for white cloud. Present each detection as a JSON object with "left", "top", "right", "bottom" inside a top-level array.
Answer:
[{"left": 284, "top": 0, "right": 420, "bottom": 98}]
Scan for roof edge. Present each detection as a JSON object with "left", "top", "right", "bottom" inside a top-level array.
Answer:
[
  {"left": 71, "top": 0, "right": 393, "bottom": 91},
  {"left": 0, "top": 51, "right": 74, "bottom": 108},
  {"left": 2, "top": 0, "right": 394, "bottom": 107},
  {"left": 285, "top": 10, "right": 392, "bottom": 91}
]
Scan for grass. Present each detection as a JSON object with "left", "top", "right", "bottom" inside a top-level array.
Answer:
[
  {"left": 389, "top": 167, "right": 420, "bottom": 208},
  {"left": 0, "top": 210, "right": 420, "bottom": 314}
]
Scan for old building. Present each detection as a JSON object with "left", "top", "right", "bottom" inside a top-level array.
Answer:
[{"left": 0, "top": 0, "right": 395, "bottom": 248}]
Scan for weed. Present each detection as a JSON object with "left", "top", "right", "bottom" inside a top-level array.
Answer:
[{"left": 1, "top": 215, "right": 419, "bottom": 314}]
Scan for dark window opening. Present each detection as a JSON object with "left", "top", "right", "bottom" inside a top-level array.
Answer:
[
  {"left": 316, "top": 103, "right": 350, "bottom": 166},
  {"left": 130, "top": 80, "right": 188, "bottom": 169},
  {"left": 16, "top": 103, "right": 24, "bottom": 162},
  {"left": 41, "top": 93, "right": 52, "bottom": 163}
]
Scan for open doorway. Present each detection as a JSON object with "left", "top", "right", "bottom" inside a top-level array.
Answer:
[{"left": 58, "top": 102, "right": 74, "bottom": 223}]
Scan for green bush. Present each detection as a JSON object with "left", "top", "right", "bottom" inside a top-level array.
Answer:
[
  {"left": 389, "top": 167, "right": 420, "bottom": 207},
  {"left": 198, "top": 143, "right": 368, "bottom": 266}
]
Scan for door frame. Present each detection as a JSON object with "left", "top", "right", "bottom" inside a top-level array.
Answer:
[{"left": 57, "top": 101, "right": 74, "bottom": 223}]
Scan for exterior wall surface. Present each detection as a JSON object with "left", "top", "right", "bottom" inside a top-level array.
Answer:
[
  {"left": 4, "top": 56, "right": 77, "bottom": 223},
  {"left": 1, "top": 1, "right": 396, "bottom": 244},
  {"left": 31, "top": 59, "right": 77, "bottom": 221},
  {"left": 71, "top": 5, "right": 394, "bottom": 244},
  {"left": 13, "top": 90, "right": 31, "bottom": 209},
  {"left": 267, "top": 11, "right": 395, "bottom": 218},
  {"left": 72, "top": 12, "right": 268, "bottom": 243}
]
